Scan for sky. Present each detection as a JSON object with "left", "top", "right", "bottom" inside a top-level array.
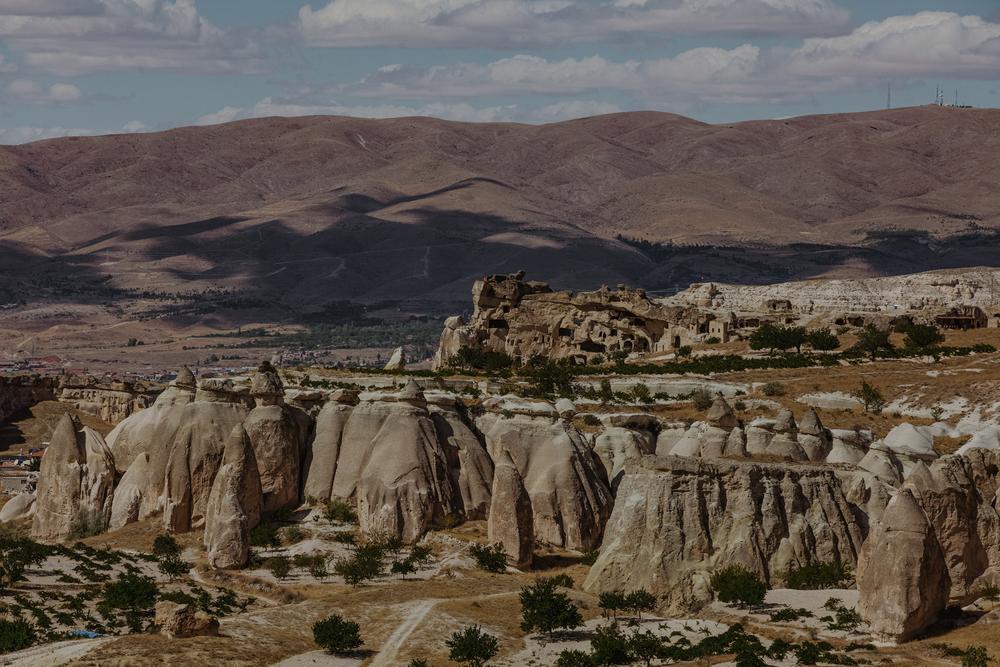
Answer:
[{"left": 0, "top": 0, "right": 999, "bottom": 143}]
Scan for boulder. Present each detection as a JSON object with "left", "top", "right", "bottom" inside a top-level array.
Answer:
[
  {"left": 109, "top": 453, "right": 149, "bottom": 530},
  {"left": 487, "top": 449, "right": 534, "bottom": 567},
  {"left": 705, "top": 396, "right": 738, "bottom": 430},
  {"left": 204, "top": 425, "right": 263, "bottom": 569},
  {"left": 155, "top": 601, "right": 220, "bottom": 639},
  {"left": 798, "top": 408, "right": 832, "bottom": 462},
  {"left": 384, "top": 347, "right": 406, "bottom": 371},
  {"left": 857, "top": 489, "right": 950, "bottom": 643},
  {"left": 32, "top": 414, "right": 116, "bottom": 540},
  {"left": 0, "top": 493, "right": 35, "bottom": 523}
]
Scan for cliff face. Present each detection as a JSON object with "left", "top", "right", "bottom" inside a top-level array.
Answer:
[
  {"left": 584, "top": 455, "right": 868, "bottom": 610},
  {"left": 433, "top": 272, "right": 714, "bottom": 369},
  {"left": 0, "top": 375, "right": 56, "bottom": 423}
]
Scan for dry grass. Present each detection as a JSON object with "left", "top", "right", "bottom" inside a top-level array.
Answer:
[{"left": 0, "top": 400, "right": 113, "bottom": 454}]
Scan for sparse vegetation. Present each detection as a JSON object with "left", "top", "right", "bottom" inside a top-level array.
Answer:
[
  {"left": 852, "top": 380, "right": 887, "bottom": 414},
  {"left": 520, "top": 577, "right": 583, "bottom": 636},
  {"left": 447, "top": 625, "right": 499, "bottom": 667},
  {"left": 468, "top": 543, "right": 508, "bottom": 573},
  {"left": 324, "top": 499, "right": 358, "bottom": 524},
  {"left": 786, "top": 561, "right": 853, "bottom": 590}
]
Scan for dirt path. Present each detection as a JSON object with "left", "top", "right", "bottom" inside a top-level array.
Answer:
[
  {"left": 3, "top": 638, "right": 114, "bottom": 666},
  {"left": 368, "top": 600, "right": 438, "bottom": 667}
]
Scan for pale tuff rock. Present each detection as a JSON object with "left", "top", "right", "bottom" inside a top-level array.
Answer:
[
  {"left": 32, "top": 414, "right": 116, "bottom": 540},
  {"left": 906, "top": 450, "right": 1000, "bottom": 604},
  {"left": 584, "top": 456, "right": 864, "bottom": 611},
  {"left": 244, "top": 364, "right": 304, "bottom": 514},
  {"left": 827, "top": 428, "right": 871, "bottom": 465},
  {"left": 858, "top": 443, "right": 903, "bottom": 485},
  {"left": 488, "top": 449, "right": 534, "bottom": 568},
  {"left": 765, "top": 409, "right": 808, "bottom": 461},
  {"left": 594, "top": 426, "right": 656, "bottom": 488},
  {"left": 384, "top": 346, "right": 406, "bottom": 371},
  {"left": 654, "top": 423, "right": 689, "bottom": 456},
  {"left": 426, "top": 392, "right": 494, "bottom": 520},
  {"left": 479, "top": 408, "right": 613, "bottom": 551},
  {"left": 301, "top": 393, "right": 356, "bottom": 503},
  {"left": 723, "top": 427, "right": 748, "bottom": 458},
  {"left": 705, "top": 396, "right": 738, "bottom": 430},
  {"left": 745, "top": 419, "right": 774, "bottom": 456},
  {"left": 106, "top": 367, "right": 197, "bottom": 474},
  {"left": 109, "top": 453, "right": 149, "bottom": 530},
  {"left": 356, "top": 384, "right": 456, "bottom": 544},
  {"left": 155, "top": 601, "right": 219, "bottom": 639},
  {"left": 554, "top": 398, "right": 576, "bottom": 419},
  {"left": 798, "top": 408, "right": 832, "bottom": 462},
  {"left": 0, "top": 493, "right": 35, "bottom": 523},
  {"left": 882, "top": 423, "right": 938, "bottom": 476},
  {"left": 162, "top": 382, "right": 249, "bottom": 532},
  {"left": 204, "top": 425, "right": 262, "bottom": 569},
  {"left": 857, "top": 489, "right": 951, "bottom": 644}
]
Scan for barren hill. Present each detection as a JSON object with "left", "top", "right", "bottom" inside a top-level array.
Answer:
[{"left": 2, "top": 106, "right": 1000, "bottom": 311}]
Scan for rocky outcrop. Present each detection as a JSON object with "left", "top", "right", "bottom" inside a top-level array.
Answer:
[
  {"left": 302, "top": 390, "right": 358, "bottom": 503},
  {"left": 155, "top": 601, "right": 219, "bottom": 639},
  {"left": 478, "top": 397, "right": 613, "bottom": 551},
  {"left": 106, "top": 367, "right": 197, "bottom": 474},
  {"left": 58, "top": 377, "right": 153, "bottom": 425},
  {"left": 798, "top": 408, "right": 832, "bottom": 462},
  {"left": 433, "top": 272, "right": 718, "bottom": 369},
  {"left": 488, "top": 449, "right": 533, "bottom": 568},
  {"left": 204, "top": 425, "right": 262, "bottom": 569},
  {"left": 0, "top": 375, "right": 56, "bottom": 424},
  {"left": 243, "top": 363, "right": 304, "bottom": 514},
  {"left": 31, "top": 414, "right": 116, "bottom": 540},
  {"left": 109, "top": 453, "right": 149, "bottom": 530},
  {"left": 427, "top": 392, "right": 494, "bottom": 520},
  {"left": 857, "top": 489, "right": 951, "bottom": 644},
  {"left": 584, "top": 455, "right": 865, "bottom": 610},
  {"left": 384, "top": 347, "right": 406, "bottom": 371},
  {"left": 594, "top": 426, "right": 656, "bottom": 487},
  {"left": 162, "top": 379, "right": 249, "bottom": 532},
  {"left": 0, "top": 493, "right": 35, "bottom": 523},
  {"left": 356, "top": 382, "right": 456, "bottom": 543}
]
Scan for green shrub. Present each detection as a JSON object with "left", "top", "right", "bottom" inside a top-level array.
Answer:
[
  {"left": 963, "top": 646, "right": 990, "bottom": 667},
  {"left": 691, "top": 388, "right": 713, "bottom": 411},
  {"left": 469, "top": 543, "right": 508, "bottom": 573},
  {"left": 0, "top": 618, "right": 35, "bottom": 653},
  {"left": 786, "top": 561, "right": 852, "bottom": 590},
  {"left": 761, "top": 381, "right": 785, "bottom": 397},
  {"left": 581, "top": 549, "right": 599, "bottom": 566},
  {"left": 769, "top": 607, "right": 813, "bottom": 622},
  {"left": 677, "top": 345, "right": 693, "bottom": 357},
  {"left": 250, "top": 522, "right": 280, "bottom": 548},
  {"left": 313, "top": 614, "right": 362, "bottom": 654},
  {"left": 268, "top": 555, "right": 292, "bottom": 581},
  {"left": 709, "top": 565, "right": 767, "bottom": 608},
  {"left": 157, "top": 554, "right": 190, "bottom": 582},
  {"left": 152, "top": 534, "right": 181, "bottom": 558},
  {"left": 903, "top": 323, "right": 945, "bottom": 350},
  {"left": 705, "top": 336, "right": 721, "bottom": 345},
  {"left": 806, "top": 329, "right": 840, "bottom": 351},
  {"left": 324, "top": 500, "right": 357, "bottom": 524},
  {"left": 852, "top": 380, "right": 886, "bottom": 414},
  {"left": 282, "top": 525, "right": 306, "bottom": 545},
  {"left": 99, "top": 572, "right": 159, "bottom": 633},
  {"left": 557, "top": 649, "right": 597, "bottom": 667},
  {"left": 447, "top": 625, "right": 499, "bottom": 667},
  {"left": 590, "top": 623, "right": 632, "bottom": 665}
]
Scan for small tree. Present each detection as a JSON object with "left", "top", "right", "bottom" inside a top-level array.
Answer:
[
  {"left": 469, "top": 543, "right": 508, "bottom": 573},
  {"left": 520, "top": 578, "right": 583, "bottom": 636},
  {"left": 268, "top": 555, "right": 292, "bottom": 581},
  {"left": 852, "top": 380, "right": 886, "bottom": 414},
  {"left": 599, "top": 591, "right": 627, "bottom": 620},
  {"left": 625, "top": 590, "right": 658, "bottom": 621},
  {"left": 855, "top": 324, "right": 894, "bottom": 361},
  {"left": 590, "top": 623, "right": 632, "bottom": 665},
  {"left": 152, "top": 534, "right": 181, "bottom": 559},
  {"left": 157, "top": 554, "right": 190, "bottom": 582},
  {"left": 446, "top": 625, "right": 499, "bottom": 667},
  {"left": 556, "top": 649, "right": 597, "bottom": 667},
  {"left": 313, "top": 614, "right": 362, "bottom": 654},
  {"left": 963, "top": 646, "right": 990, "bottom": 667},
  {"left": 903, "top": 323, "right": 945, "bottom": 350},
  {"left": 806, "top": 329, "right": 840, "bottom": 351},
  {"left": 628, "top": 630, "right": 663, "bottom": 667},
  {"left": 324, "top": 499, "right": 357, "bottom": 524},
  {"left": 99, "top": 571, "right": 159, "bottom": 633},
  {"left": 709, "top": 565, "right": 767, "bottom": 608},
  {"left": 0, "top": 618, "right": 36, "bottom": 653}
]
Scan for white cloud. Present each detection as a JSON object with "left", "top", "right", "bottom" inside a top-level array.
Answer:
[
  {"left": 0, "top": 125, "right": 98, "bottom": 144},
  {"left": 195, "top": 97, "right": 516, "bottom": 125},
  {"left": 0, "top": 0, "right": 266, "bottom": 75},
  {"left": 788, "top": 12, "right": 1000, "bottom": 78},
  {"left": 344, "top": 46, "right": 764, "bottom": 101},
  {"left": 4, "top": 79, "right": 82, "bottom": 104},
  {"left": 298, "top": 0, "right": 851, "bottom": 48}
]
